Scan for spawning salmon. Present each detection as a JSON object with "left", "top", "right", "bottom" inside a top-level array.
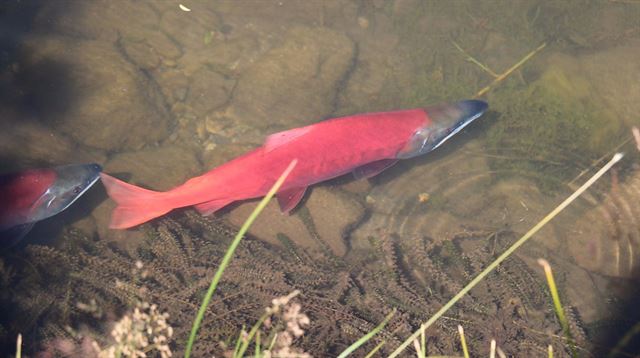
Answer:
[{"left": 100, "top": 100, "right": 488, "bottom": 229}]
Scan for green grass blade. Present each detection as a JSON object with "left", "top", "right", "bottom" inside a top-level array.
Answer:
[
  {"left": 236, "top": 313, "right": 270, "bottom": 358},
  {"left": 232, "top": 325, "right": 245, "bottom": 357},
  {"left": 267, "top": 332, "right": 278, "bottom": 351},
  {"left": 388, "top": 153, "right": 623, "bottom": 358},
  {"left": 607, "top": 321, "right": 640, "bottom": 358},
  {"left": 457, "top": 325, "right": 469, "bottom": 358},
  {"left": 16, "top": 334, "right": 21, "bottom": 358},
  {"left": 420, "top": 325, "right": 426, "bottom": 358},
  {"left": 254, "top": 330, "right": 261, "bottom": 358},
  {"left": 538, "top": 259, "right": 576, "bottom": 357},
  {"left": 185, "top": 159, "right": 298, "bottom": 358},
  {"left": 337, "top": 308, "right": 395, "bottom": 358},
  {"left": 363, "top": 341, "right": 385, "bottom": 358}
]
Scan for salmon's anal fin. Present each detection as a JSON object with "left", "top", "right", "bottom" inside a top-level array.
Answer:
[
  {"left": 194, "top": 199, "right": 233, "bottom": 216},
  {"left": 100, "top": 173, "right": 172, "bottom": 229},
  {"left": 276, "top": 187, "right": 307, "bottom": 214},
  {"left": 352, "top": 159, "right": 398, "bottom": 180}
]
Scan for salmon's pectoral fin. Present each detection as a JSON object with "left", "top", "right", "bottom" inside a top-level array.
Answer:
[
  {"left": 352, "top": 159, "right": 398, "bottom": 180},
  {"left": 194, "top": 199, "right": 234, "bottom": 216},
  {"left": 276, "top": 187, "right": 307, "bottom": 214}
]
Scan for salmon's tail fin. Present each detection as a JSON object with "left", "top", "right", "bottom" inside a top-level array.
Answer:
[{"left": 100, "top": 173, "right": 173, "bottom": 229}]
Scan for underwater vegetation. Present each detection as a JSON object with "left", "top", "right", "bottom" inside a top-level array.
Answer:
[
  {"left": 0, "top": 210, "right": 587, "bottom": 356},
  {"left": 0, "top": 213, "right": 372, "bottom": 356},
  {"left": 484, "top": 60, "right": 627, "bottom": 193}
]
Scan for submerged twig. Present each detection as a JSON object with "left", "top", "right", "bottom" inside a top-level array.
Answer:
[
  {"left": 473, "top": 42, "right": 547, "bottom": 98},
  {"left": 632, "top": 127, "right": 640, "bottom": 151},
  {"left": 452, "top": 41, "right": 499, "bottom": 78},
  {"left": 567, "top": 136, "right": 631, "bottom": 187}
]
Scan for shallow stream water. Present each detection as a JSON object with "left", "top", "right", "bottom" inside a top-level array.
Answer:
[{"left": 1, "top": 0, "right": 640, "bottom": 356}]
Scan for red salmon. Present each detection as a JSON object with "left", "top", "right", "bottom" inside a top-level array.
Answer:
[
  {"left": 1, "top": 163, "right": 102, "bottom": 243},
  {"left": 101, "top": 100, "right": 488, "bottom": 229}
]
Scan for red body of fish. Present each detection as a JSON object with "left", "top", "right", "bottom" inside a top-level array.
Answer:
[
  {"left": 101, "top": 109, "right": 431, "bottom": 229},
  {"left": 0, "top": 169, "right": 56, "bottom": 230}
]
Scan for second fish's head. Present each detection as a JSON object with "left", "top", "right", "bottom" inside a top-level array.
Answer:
[
  {"left": 397, "top": 99, "right": 488, "bottom": 159},
  {"left": 28, "top": 163, "right": 102, "bottom": 223}
]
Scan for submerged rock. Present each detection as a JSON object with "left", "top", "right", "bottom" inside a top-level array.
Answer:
[
  {"left": 20, "top": 36, "right": 173, "bottom": 151},
  {"left": 227, "top": 200, "right": 319, "bottom": 251},
  {"left": 35, "top": 1, "right": 160, "bottom": 43},
  {"left": 104, "top": 144, "right": 202, "bottom": 191},
  {"left": 304, "top": 187, "right": 366, "bottom": 257},
  {"left": 229, "top": 26, "right": 355, "bottom": 130},
  {"left": 160, "top": 5, "right": 222, "bottom": 54},
  {"left": 578, "top": 40, "right": 640, "bottom": 126},
  {"left": 227, "top": 186, "right": 365, "bottom": 257},
  {"left": 0, "top": 111, "right": 105, "bottom": 169},
  {"left": 185, "top": 67, "right": 234, "bottom": 116}
]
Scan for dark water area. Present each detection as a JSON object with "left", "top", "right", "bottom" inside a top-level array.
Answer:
[{"left": 1, "top": 0, "right": 640, "bottom": 356}]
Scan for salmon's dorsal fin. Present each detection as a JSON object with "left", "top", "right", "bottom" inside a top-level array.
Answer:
[
  {"left": 264, "top": 126, "right": 313, "bottom": 152},
  {"left": 352, "top": 159, "right": 398, "bottom": 180},
  {"left": 276, "top": 187, "right": 307, "bottom": 214}
]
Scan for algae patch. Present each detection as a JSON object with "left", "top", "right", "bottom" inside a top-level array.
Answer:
[{"left": 485, "top": 57, "right": 625, "bottom": 192}]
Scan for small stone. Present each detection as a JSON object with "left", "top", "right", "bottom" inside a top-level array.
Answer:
[
  {"left": 204, "top": 141, "right": 217, "bottom": 151},
  {"left": 195, "top": 121, "right": 207, "bottom": 140},
  {"left": 162, "top": 59, "right": 177, "bottom": 67},
  {"left": 173, "top": 88, "right": 188, "bottom": 102},
  {"left": 204, "top": 115, "right": 227, "bottom": 135},
  {"left": 357, "top": 17, "right": 369, "bottom": 29}
]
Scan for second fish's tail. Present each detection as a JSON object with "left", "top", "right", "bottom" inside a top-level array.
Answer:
[{"left": 100, "top": 173, "right": 173, "bottom": 229}]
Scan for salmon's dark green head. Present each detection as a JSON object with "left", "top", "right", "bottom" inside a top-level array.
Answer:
[{"left": 397, "top": 99, "right": 488, "bottom": 159}]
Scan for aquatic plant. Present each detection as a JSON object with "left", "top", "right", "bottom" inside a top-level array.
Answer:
[
  {"left": 0, "top": 213, "right": 367, "bottom": 355},
  {"left": 484, "top": 67, "right": 626, "bottom": 192},
  {"left": 1, "top": 205, "right": 576, "bottom": 356},
  {"left": 389, "top": 153, "right": 622, "bottom": 357},
  {"left": 539, "top": 258, "right": 577, "bottom": 358}
]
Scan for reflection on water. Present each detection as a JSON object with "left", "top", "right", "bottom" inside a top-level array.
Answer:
[{"left": 1, "top": 0, "right": 640, "bottom": 356}]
